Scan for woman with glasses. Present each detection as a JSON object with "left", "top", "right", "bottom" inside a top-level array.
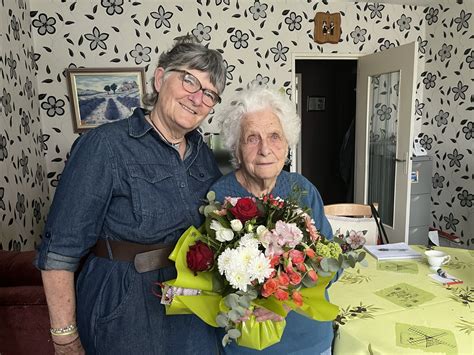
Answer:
[
  {"left": 211, "top": 86, "right": 334, "bottom": 355},
  {"left": 36, "top": 36, "right": 227, "bottom": 354}
]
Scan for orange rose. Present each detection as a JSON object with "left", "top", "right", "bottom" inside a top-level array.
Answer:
[
  {"left": 289, "top": 272, "right": 302, "bottom": 285},
  {"left": 305, "top": 248, "right": 315, "bottom": 258},
  {"left": 270, "top": 255, "right": 281, "bottom": 268},
  {"left": 262, "top": 278, "right": 279, "bottom": 298},
  {"left": 308, "top": 269, "right": 318, "bottom": 282},
  {"left": 275, "top": 288, "right": 289, "bottom": 301},
  {"left": 289, "top": 250, "right": 305, "bottom": 264},
  {"left": 292, "top": 290, "right": 303, "bottom": 307},
  {"left": 278, "top": 272, "right": 290, "bottom": 286},
  {"left": 296, "top": 263, "right": 307, "bottom": 272}
]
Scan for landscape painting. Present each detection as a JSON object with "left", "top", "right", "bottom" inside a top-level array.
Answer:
[{"left": 67, "top": 67, "right": 146, "bottom": 132}]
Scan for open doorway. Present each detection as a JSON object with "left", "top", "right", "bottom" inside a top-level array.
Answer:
[{"left": 296, "top": 59, "right": 357, "bottom": 205}]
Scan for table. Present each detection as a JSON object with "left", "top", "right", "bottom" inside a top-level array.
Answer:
[{"left": 329, "top": 246, "right": 473, "bottom": 355}]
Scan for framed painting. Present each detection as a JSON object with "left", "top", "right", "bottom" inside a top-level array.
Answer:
[{"left": 66, "top": 67, "right": 147, "bottom": 132}]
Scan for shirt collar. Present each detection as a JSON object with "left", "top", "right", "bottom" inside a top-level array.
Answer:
[{"left": 127, "top": 107, "right": 204, "bottom": 149}]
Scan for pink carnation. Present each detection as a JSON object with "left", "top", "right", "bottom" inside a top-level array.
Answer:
[{"left": 272, "top": 221, "right": 303, "bottom": 248}]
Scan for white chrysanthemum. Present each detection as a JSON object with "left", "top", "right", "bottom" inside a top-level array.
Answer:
[
  {"left": 249, "top": 253, "right": 273, "bottom": 283},
  {"left": 230, "top": 219, "right": 243, "bottom": 232},
  {"left": 217, "top": 248, "right": 235, "bottom": 275},
  {"left": 239, "top": 233, "right": 259, "bottom": 249},
  {"left": 237, "top": 245, "right": 259, "bottom": 268},
  {"left": 227, "top": 268, "right": 251, "bottom": 292}
]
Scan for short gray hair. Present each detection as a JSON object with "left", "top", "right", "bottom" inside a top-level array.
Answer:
[
  {"left": 217, "top": 86, "right": 301, "bottom": 168},
  {"left": 143, "top": 35, "right": 227, "bottom": 106}
]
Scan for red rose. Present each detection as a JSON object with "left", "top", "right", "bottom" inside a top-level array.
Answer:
[
  {"left": 230, "top": 197, "right": 259, "bottom": 222},
  {"left": 186, "top": 241, "right": 214, "bottom": 273}
]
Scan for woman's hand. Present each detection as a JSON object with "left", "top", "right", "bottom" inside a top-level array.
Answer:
[{"left": 52, "top": 335, "right": 85, "bottom": 355}]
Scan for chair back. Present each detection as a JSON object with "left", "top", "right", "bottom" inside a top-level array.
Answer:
[
  {"left": 323, "top": 203, "right": 375, "bottom": 218},
  {"left": 324, "top": 203, "right": 379, "bottom": 245}
]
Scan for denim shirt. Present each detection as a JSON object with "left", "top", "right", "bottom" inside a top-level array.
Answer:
[{"left": 36, "top": 108, "right": 222, "bottom": 272}]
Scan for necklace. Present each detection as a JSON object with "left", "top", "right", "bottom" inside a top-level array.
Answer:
[{"left": 148, "top": 116, "right": 184, "bottom": 148}]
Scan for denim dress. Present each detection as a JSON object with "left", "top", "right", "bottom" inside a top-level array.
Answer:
[
  {"left": 210, "top": 171, "right": 334, "bottom": 355},
  {"left": 36, "top": 108, "right": 222, "bottom": 354}
]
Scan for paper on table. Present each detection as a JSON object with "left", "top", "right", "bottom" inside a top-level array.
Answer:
[{"left": 364, "top": 242, "right": 422, "bottom": 260}]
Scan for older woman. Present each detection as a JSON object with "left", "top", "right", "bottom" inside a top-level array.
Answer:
[
  {"left": 211, "top": 87, "right": 333, "bottom": 355},
  {"left": 36, "top": 37, "right": 226, "bottom": 354}
]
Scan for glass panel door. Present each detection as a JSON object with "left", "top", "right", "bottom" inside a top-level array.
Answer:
[{"left": 367, "top": 71, "right": 400, "bottom": 227}]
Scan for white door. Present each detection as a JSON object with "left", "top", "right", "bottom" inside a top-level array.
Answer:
[{"left": 354, "top": 42, "right": 418, "bottom": 243}]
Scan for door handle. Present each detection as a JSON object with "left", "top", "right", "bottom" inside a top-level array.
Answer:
[{"left": 395, "top": 158, "right": 406, "bottom": 162}]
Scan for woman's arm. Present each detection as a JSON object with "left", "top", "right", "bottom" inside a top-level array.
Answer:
[{"left": 41, "top": 270, "right": 85, "bottom": 354}]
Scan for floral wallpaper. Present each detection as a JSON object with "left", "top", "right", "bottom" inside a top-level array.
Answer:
[
  {"left": 0, "top": 0, "right": 49, "bottom": 251},
  {"left": 417, "top": 3, "right": 473, "bottom": 247},
  {"left": 0, "top": 0, "right": 472, "bottom": 250}
]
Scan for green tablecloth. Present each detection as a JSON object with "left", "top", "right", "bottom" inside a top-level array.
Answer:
[{"left": 330, "top": 246, "right": 473, "bottom": 355}]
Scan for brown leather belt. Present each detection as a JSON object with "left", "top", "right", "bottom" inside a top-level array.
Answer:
[{"left": 92, "top": 239, "right": 175, "bottom": 273}]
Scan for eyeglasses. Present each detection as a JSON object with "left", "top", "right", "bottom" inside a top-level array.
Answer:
[{"left": 169, "top": 69, "right": 221, "bottom": 107}]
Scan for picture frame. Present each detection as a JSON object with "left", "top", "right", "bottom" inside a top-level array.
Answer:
[
  {"left": 66, "top": 67, "right": 147, "bottom": 132},
  {"left": 307, "top": 96, "right": 326, "bottom": 112}
]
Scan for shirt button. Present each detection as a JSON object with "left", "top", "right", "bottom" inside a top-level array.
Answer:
[
  {"left": 180, "top": 182, "right": 186, "bottom": 188},
  {"left": 199, "top": 173, "right": 205, "bottom": 178}
]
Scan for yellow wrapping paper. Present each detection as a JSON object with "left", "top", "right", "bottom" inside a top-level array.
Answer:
[
  {"left": 236, "top": 315, "right": 286, "bottom": 350},
  {"left": 163, "top": 226, "right": 340, "bottom": 350}
]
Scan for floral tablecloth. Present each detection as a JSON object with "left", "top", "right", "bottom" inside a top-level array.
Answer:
[{"left": 330, "top": 246, "right": 473, "bottom": 355}]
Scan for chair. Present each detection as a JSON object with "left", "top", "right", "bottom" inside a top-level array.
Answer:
[{"left": 324, "top": 203, "right": 379, "bottom": 245}]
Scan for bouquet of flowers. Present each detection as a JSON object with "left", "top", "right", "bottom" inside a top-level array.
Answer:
[{"left": 160, "top": 191, "right": 366, "bottom": 350}]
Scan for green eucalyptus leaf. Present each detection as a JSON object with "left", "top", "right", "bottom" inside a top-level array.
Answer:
[
  {"left": 222, "top": 334, "right": 230, "bottom": 347},
  {"left": 216, "top": 314, "right": 229, "bottom": 327},
  {"left": 302, "top": 274, "right": 316, "bottom": 288},
  {"left": 245, "top": 288, "right": 258, "bottom": 299},
  {"left": 326, "top": 258, "right": 340, "bottom": 272},
  {"left": 206, "top": 191, "right": 216, "bottom": 202},
  {"left": 234, "top": 305, "right": 247, "bottom": 316},
  {"left": 227, "top": 328, "right": 241, "bottom": 339},
  {"left": 341, "top": 259, "right": 350, "bottom": 269},
  {"left": 238, "top": 296, "right": 251, "bottom": 309},
  {"left": 198, "top": 206, "right": 205, "bottom": 215},
  {"left": 320, "top": 257, "right": 329, "bottom": 271},
  {"left": 359, "top": 259, "right": 369, "bottom": 267},
  {"left": 224, "top": 294, "right": 239, "bottom": 309},
  {"left": 204, "top": 205, "right": 216, "bottom": 217},
  {"left": 228, "top": 309, "right": 241, "bottom": 322},
  {"left": 358, "top": 251, "right": 366, "bottom": 262}
]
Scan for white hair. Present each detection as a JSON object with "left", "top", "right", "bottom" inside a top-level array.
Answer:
[{"left": 217, "top": 86, "right": 301, "bottom": 168}]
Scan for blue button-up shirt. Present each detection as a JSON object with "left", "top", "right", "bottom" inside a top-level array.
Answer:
[{"left": 36, "top": 108, "right": 221, "bottom": 272}]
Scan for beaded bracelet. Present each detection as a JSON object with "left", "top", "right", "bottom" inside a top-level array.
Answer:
[{"left": 50, "top": 324, "right": 78, "bottom": 336}]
